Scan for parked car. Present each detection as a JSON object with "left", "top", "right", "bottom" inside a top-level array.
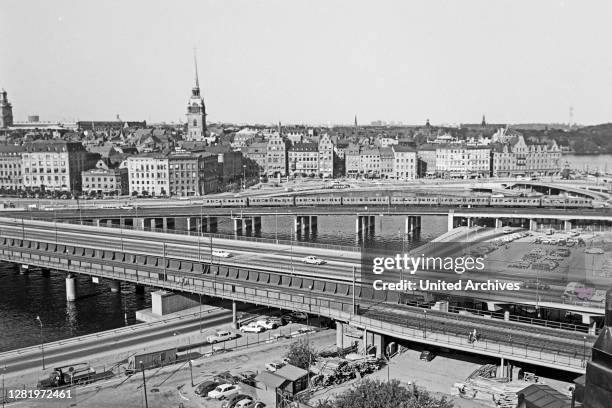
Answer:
[
  {"left": 419, "top": 350, "right": 436, "bottom": 362},
  {"left": 280, "top": 315, "right": 295, "bottom": 325},
  {"left": 213, "top": 371, "right": 237, "bottom": 384},
  {"left": 222, "top": 393, "right": 251, "bottom": 408},
  {"left": 268, "top": 316, "right": 284, "bottom": 326},
  {"left": 256, "top": 319, "right": 278, "bottom": 330},
  {"left": 212, "top": 249, "right": 231, "bottom": 258},
  {"left": 302, "top": 256, "right": 325, "bottom": 265},
  {"left": 235, "top": 398, "right": 263, "bottom": 408},
  {"left": 194, "top": 380, "right": 219, "bottom": 396},
  {"left": 208, "top": 383, "right": 241, "bottom": 399},
  {"left": 240, "top": 322, "right": 264, "bottom": 333},
  {"left": 265, "top": 361, "right": 285, "bottom": 372},
  {"left": 207, "top": 330, "right": 238, "bottom": 343},
  {"left": 290, "top": 311, "right": 308, "bottom": 321}
]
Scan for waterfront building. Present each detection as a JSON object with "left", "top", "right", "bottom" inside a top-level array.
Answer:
[
  {"left": 417, "top": 144, "right": 437, "bottom": 177},
  {"left": 0, "top": 144, "right": 23, "bottom": 190},
  {"left": 318, "top": 133, "right": 334, "bottom": 178},
  {"left": 288, "top": 143, "right": 319, "bottom": 177},
  {"left": 244, "top": 142, "right": 268, "bottom": 176},
  {"left": 392, "top": 145, "right": 417, "bottom": 180},
  {"left": 127, "top": 154, "right": 169, "bottom": 196},
  {"left": 435, "top": 144, "right": 490, "bottom": 178},
  {"left": 22, "top": 141, "right": 99, "bottom": 192},
  {"left": 81, "top": 160, "right": 128, "bottom": 196},
  {"left": 266, "top": 131, "right": 287, "bottom": 177},
  {"left": 379, "top": 147, "right": 394, "bottom": 179}
]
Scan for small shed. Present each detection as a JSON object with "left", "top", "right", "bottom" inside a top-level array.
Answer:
[{"left": 517, "top": 384, "right": 572, "bottom": 408}]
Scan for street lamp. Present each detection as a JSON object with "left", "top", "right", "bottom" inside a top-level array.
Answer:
[
  {"left": 242, "top": 165, "right": 247, "bottom": 190},
  {"left": 35, "top": 316, "right": 45, "bottom": 370},
  {"left": 423, "top": 310, "right": 427, "bottom": 339},
  {"left": 140, "top": 361, "right": 149, "bottom": 408}
]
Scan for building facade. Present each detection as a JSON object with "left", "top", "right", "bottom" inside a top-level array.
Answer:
[
  {"left": 81, "top": 160, "right": 128, "bottom": 196},
  {"left": 266, "top": 132, "right": 287, "bottom": 177},
  {"left": 22, "top": 141, "right": 99, "bottom": 192},
  {"left": 127, "top": 154, "right": 169, "bottom": 196},
  {"left": 244, "top": 142, "right": 268, "bottom": 176},
  {"left": 318, "top": 133, "right": 334, "bottom": 178},
  {"left": 417, "top": 144, "right": 436, "bottom": 177},
  {"left": 435, "top": 145, "right": 490, "bottom": 178},
  {"left": 359, "top": 146, "right": 380, "bottom": 178},
  {"left": 345, "top": 144, "right": 361, "bottom": 177},
  {"left": 379, "top": 147, "right": 394, "bottom": 179},
  {"left": 168, "top": 154, "right": 200, "bottom": 196},
  {"left": 288, "top": 143, "right": 319, "bottom": 177},
  {"left": 0, "top": 89, "right": 13, "bottom": 128},
  {"left": 490, "top": 131, "right": 561, "bottom": 177},
  {"left": 0, "top": 145, "right": 23, "bottom": 190},
  {"left": 392, "top": 145, "right": 417, "bottom": 180},
  {"left": 196, "top": 153, "right": 219, "bottom": 194}
]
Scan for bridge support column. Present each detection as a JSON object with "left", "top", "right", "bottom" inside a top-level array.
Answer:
[
  {"left": 355, "top": 217, "right": 361, "bottom": 235},
  {"left": 186, "top": 217, "right": 196, "bottom": 234},
  {"left": 336, "top": 321, "right": 345, "bottom": 350},
  {"left": 244, "top": 218, "right": 253, "bottom": 234},
  {"left": 294, "top": 216, "right": 301, "bottom": 235},
  {"left": 133, "top": 217, "right": 145, "bottom": 230},
  {"left": 163, "top": 217, "right": 174, "bottom": 231},
  {"left": 200, "top": 217, "right": 207, "bottom": 233},
  {"left": 208, "top": 217, "right": 217, "bottom": 232},
  {"left": 66, "top": 274, "right": 77, "bottom": 301},
  {"left": 233, "top": 218, "right": 242, "bottom": 233},
  {"left": 109, "top": 280, "right": 121, "bottom": 293},
  {"left": 232, "top": 300, "right": 238, "bottom": 330},
  {"left": 529, "top": 219, "right": 537, "bottom": 231},
  {"left": 564, "top": 220, "right": 572, "bottom": 231},
  {"left": 495, "top": 218, "right": 502, "bottom": 229},
  {"left": 447, "top": 210, "right": 454, "bottom": 232},
  {"left": 309, "top": 216, "right": 317, "bottom": 233},
  {"left": 95, "top": 219, "right": 101, "bottom": 227}
]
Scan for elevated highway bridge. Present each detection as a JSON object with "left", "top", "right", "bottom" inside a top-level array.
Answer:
[{"left": 0, "top": 218, "right": 601, "bottom": 373}]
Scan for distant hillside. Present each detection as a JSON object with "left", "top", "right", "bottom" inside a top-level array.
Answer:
[{"left": 518, "top": 123, "right": 612, "bottom": 154}]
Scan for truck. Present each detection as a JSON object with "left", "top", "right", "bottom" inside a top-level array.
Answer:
[
  {"left": 124, "top": 347, "right": 178, "bottom": 375},
  {"left": 37, "top": 363, "right": 102, "bottom": 388}
]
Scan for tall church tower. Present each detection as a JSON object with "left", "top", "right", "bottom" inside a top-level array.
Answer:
[
  {"left": 186, "top": 52, "right": 207, "bottom": 141},
  {"left": 0, "top": 89, "right": 14, "bottom": 128}
]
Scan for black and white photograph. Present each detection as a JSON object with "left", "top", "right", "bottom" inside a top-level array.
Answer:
[{"left": 1, "top": 1, "right": 612, "bottom": 407}]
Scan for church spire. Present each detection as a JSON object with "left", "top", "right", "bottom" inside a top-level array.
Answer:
[{"left": 193, "top": 48, "right": 200, "bottom": 89}]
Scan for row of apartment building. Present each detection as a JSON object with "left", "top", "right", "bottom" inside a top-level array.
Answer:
[
  {"left": 0, "top": 141, "right": 244, "bottom": 197},
  {"left": 240, "top": 130, "right": 561, "bottom": 180}
]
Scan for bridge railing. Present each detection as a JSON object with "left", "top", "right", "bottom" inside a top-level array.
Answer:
[{"left": 16, "top": 216, "right": 362, "bottom": 253}]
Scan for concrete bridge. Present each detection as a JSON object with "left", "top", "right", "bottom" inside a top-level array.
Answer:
[{"left": 0, "top": 218, "right": 598, "bottom": 373}]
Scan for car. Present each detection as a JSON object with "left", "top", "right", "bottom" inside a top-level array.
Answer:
[
  {"left": 212, "top": 249, "right": 231, "bottom": 258},
  {"left": 502, "top": 227, "right": 512, "bottom": 234},
  {"left": 256, "top": 319, "right": 278, "bottom": 330},
  {"left": 194, "top": 380, "right": 219, "bottom": 396},
  {"left": 120, "top": 205, "right": 135, "bottom": 210},
  {"left": 204, "top": 346, "right": 231, "bottom": 357},
  {"left": 207, "top": 330, "right": 238, "bottom": 343},
  {"left": 419, "top": 350, "right": 436, "bottom": 362},
  {"left": 236, "top": 398, "right": 264, "bottom": 408},
  {"left": 208, "top": 383, "right": 241, "bottom": 399},
  {"left": 222, "top": 393, "right": 252, "bottom": 408},
  {"left": 240, "top": 323, "right": 264, "bottom": 333},
  {"left": 280, "top": 315, "right": 295, "bottom": 325},
  {"left": 268, "top": 317, "right": 284, "bottom": 326},
  {"left": 290, "top": 311, "right": 308, "bottom": 321},
  {"left": 213, "top": 371, "right": 237, "bottom": 384},
  {"left": 302, "top": 256, "right": 325, "bottom": 265},
  {"left": 235, "top": 371, "right": 257, "bottom": 386},
  {"left": 265, "top": 361, "right": 285, "bottom": 372}
]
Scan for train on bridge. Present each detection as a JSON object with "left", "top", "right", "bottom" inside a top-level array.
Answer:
[{"left": 200, "top": 194, "right": 598, "bottom": 209}]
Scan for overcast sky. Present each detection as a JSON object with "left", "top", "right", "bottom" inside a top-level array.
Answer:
[{"left": 2, "top": 0, "right": 612, "bottom": 125}]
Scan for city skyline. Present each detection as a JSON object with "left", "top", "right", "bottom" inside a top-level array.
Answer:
[{"left": 2, "top": 0, "right": 612, "bottom": 125}]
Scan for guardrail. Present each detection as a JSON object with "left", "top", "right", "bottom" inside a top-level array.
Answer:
[
  {"left": 0, "top": 307, "right": 223, "bottom": 359},
  {"left": 0, "top": 250, "right": 589, "bottom": 374}
]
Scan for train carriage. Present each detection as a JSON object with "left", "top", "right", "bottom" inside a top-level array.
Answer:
[
  {"left": 417, "top": 196, "right": 440, "bottom": 206},
  {"left": 390, "top": 196, "right": 420, "bottom": 206},
  {"left": 295, "top": 196, "right": 343, "bottom": 206},
  {"left": 247, "top": 196, "right": 295, "bottom": 207},
  {"left": 341, "top": 196, "right": 390, "bottom": 206}
]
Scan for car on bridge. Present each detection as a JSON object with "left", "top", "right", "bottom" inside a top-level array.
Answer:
[
  {"left": 207, "top": 330, "right": 238, "bottom": 343},
  {"left": 212, "top": 249, "right": 232, "bottom": 258},
  {"left": 240, "top": 322, "right": 264, "bottom": 333},
  {"left": 302, "top": 255, "right": 325, "bottom": 265}
]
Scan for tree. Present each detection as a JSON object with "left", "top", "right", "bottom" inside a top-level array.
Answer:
[
  {"left": 285, "top": 339, "right": 317, "bottom": 370},
  {"left": 314, "top": 379, "right": 454, "bottom": 408}
]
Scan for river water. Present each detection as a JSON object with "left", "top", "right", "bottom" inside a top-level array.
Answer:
[
  {"left": 0, "top": 214, "right": 447, "bottom": 352},
  {"left": 562, "top": 153, "right": 612, "bottom": 173}
]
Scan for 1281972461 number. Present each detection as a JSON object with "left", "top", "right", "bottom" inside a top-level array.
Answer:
[{"left": 8, "top": 389, "right": 73, "bottom": 400}]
